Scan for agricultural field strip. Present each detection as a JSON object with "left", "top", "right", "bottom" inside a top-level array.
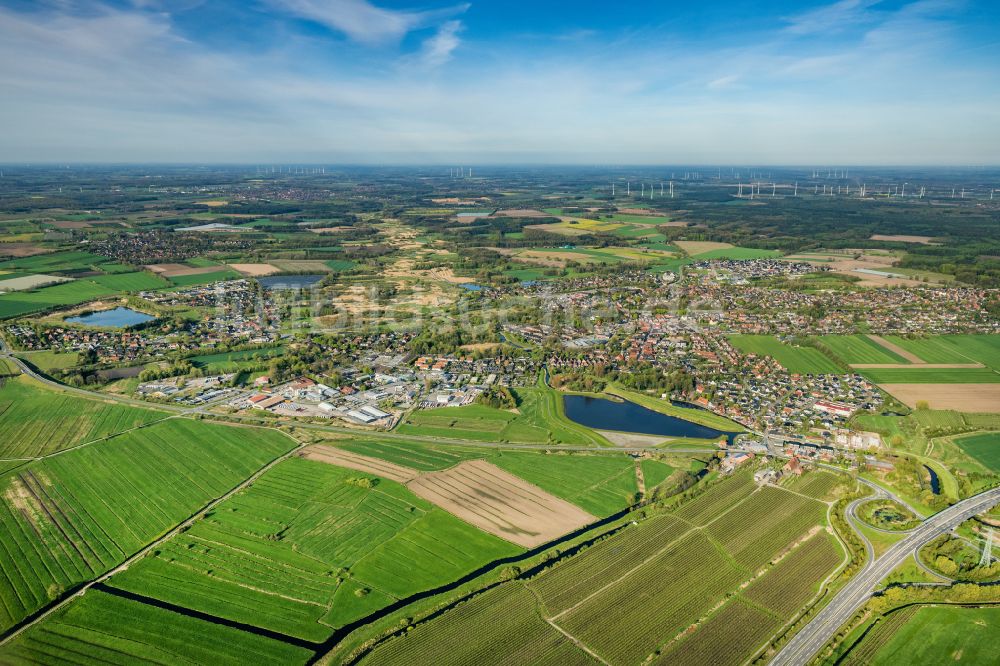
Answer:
[
  {"left": 0, "top": 412, "right": 175, "bottom": 462},
  {"left": 300, "top": 445, "right": 420, "bottom": 483},
  {"left": 547, "top": 483, "right": 763, "bottom": 622},
  {"left": 406, "top": 460, "right": 597, "bottom": 548},
  {"left": 546, "top": 486, "right": 831, "bottom": 663},
  {"left": 0, "top": 424, "right": 302, "bottom": 649}
]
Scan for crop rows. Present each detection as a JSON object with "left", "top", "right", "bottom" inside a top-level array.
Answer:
[
  {"left": 0, "top": 377, "right": 160, "bottom": 458},
  {"left": 528, "top": 515, "right": 687, "bottom": 614},
  {"left": 672, "top": 471, "right": 754, "bottom": 526},
  {"left": 839, "top": 606, "right": 918, "bottom": 665},
  {"left": 0, "top": 419, "right": 292, "bottom": 632},
  {"left": 1, "top": 589, "right": 310, "bottom": 665},
  {"left": 785, "top": 471, "right": 842, "bottom": 500},
  {"left": 654, "top": 598, "right": 781, "bottom": 666},
  {"left": 363, "top": 584, "right": 594, "bottom": 666},
  {"left": 741, "top": 533, "right": 842, "bottom": 616},
  {"left": 558, "top": 531, "right": 745, "bottom": 665},
  {"left": 706, "top": 486, "right": 826, "bottom": 571}
]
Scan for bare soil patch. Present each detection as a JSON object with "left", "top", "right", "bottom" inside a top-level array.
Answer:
[
  {"left": 879, "top": 384, "right": 1000, "bottom": 413},
  {"left": 492, "top": 209, "right": 548, "bottom": 218},
  {"left": 301, "top": 445, "right": 420, "bottom": 483},
  {"left": 308, "top": 226, "right": 353, "bottom": 234},
  {"left": 0, "top": 274, "right": 73, "bottom": 291},
  {"left": 598, "top": 431, "right": 669, "bottom": 447},
  {"left": 406, "top": 459, "right": 595, "bottom": 548},
  {"left": 228, "top": 263, "right": 281, "bottom": 277},
  {"left": 0, "top": 244, "right": 50, "bottom": 258},
  {"left": 50, "top": 220, "right": 92, "bottom": 230},
  {"left": 145, "top": 264, "right": 223, "bottom": 278},
  {"left": 675, "top": 240, "right": 733, "bottom": 256},
  {"left": 870, "top": 234, "right": 937, "bottom": 244}
]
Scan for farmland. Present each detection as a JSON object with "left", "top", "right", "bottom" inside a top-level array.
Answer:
[
  {"left": 0, "top": 376, "right": 163, "bottom": 458},
  {"left": 838, "top": 605, "right": 1000, "bottom": 665},
  {"left": 361, "top": 584, "right": 594, "bottom": 666},
  {"left": 510, "top": 473, "right": 837, "bottom": 666},
  {"left": 1, "top": 588, "right": 312, "bottom": 665},
  {"left": 953, "top": 432, "right": 1000, "bottom": 472},
  {"left": 397, "top": 386, "right": 610, "bottom": 446},
  {"left": 817, "top": 335, "right": 908, "bottom": 365},
  {"left": 329, "top": 441, "right": 640, "bottom": 517},
  {"left": 0, "top": 418, "right": 293, "bottom": 632},
  {"left": 105, "top": 455, "right": 519, "bottom": 640},
  {"left": 0, "top": 280, "right": 117, "bottom": 319},
  {"left": 728, "top": 335, "right": 843, "bottom": 374}
]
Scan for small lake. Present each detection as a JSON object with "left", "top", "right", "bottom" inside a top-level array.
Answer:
[
  {"left": 66, "top": 307, "right": 155, "bottom": 328},
  {"left": 924, "top": 464, "right": 941, "bottom": 494},
  {"left": 459, "top": 283, "right": 483, "bottom": 292},
  {"left": 563, "top": 395, "right": 738, "bottom": 443},
  {"left": 258, "top": 274, "right": 324, "bottom": 290}
]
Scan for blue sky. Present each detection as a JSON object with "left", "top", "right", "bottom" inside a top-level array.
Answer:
[{"left": 1, "top": 0, "right": 998, "bottom": 163}]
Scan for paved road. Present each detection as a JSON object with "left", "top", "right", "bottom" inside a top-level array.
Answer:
[{"left": 770, "top": 485, "right": 1000, "bottom": 666}]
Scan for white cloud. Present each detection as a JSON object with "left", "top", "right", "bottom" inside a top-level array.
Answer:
[
  {"left": 418, "top": 20, "right": 463, "bottom": 67},
  {"left": 270, "top": 0, "right": 469, "bottom": 45},
  {"left": 784, "top": 0, "right": 882, "bottom": 35},
  {"left": 707, "top": 75, "right": 741, "bottom": 90}
]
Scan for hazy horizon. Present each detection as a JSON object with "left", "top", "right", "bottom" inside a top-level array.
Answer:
[{"left": 2, "top": 0, "right": 999, "bottom": 164}]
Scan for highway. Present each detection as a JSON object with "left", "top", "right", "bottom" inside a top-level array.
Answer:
[{"left": 769, "top": 485, "right": 1000, "bottom": 666}]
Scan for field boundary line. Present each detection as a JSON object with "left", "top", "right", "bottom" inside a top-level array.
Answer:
[
  {"left": 545, "top": 616, "right": 609, "bottom": 665},
  {"left": 0, "top": 427, "right": 305, "bottom": 649}
]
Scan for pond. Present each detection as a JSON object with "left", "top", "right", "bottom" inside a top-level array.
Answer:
[
  {"left": 924, "top": 464, "right": 941, "bottom": 494},
  {"left": 258, "top": 274, "right": 324, "bottom": 290},
  {"left": 66, "top": 307, "right": 155, "bottom": 328},
  {"left": 563, "top": 395, "right": 739, "bottom": 443},
  {"left": 459, "top": 283, "right": 483, "bottom": 291}
]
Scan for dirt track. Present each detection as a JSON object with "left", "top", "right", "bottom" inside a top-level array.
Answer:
[
  {"left": 407, "top": 460, "right": 595, "bottom": 548},
  {"left": 866, "top": 335, "right": 925, "bottom": 363}
]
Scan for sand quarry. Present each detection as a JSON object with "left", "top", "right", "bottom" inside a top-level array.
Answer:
[{"left": 302, "top": 446, "right": 596, "bottom": 547}]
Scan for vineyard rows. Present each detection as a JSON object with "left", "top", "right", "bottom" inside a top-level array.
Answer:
[
  {"left": 528, "top": 515, "right": 687, "bottom": 614},
  {"left": 363, "top": 584, "right": 595, "bottom": 666},
  {"left": 672, "top": 472, "right": 754, "bottom": 526}
]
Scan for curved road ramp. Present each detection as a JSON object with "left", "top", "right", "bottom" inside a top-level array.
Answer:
[
  {"left": 770, "top": 486, "right": 1000, "bottom": 666},
  {"left": 302, "top": 446, "right": 596, "bottom": 548}
]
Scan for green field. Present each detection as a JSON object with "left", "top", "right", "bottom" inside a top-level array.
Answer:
[
  {"left": 0, "top": 376, "right": 163, "bottom": 458},
  {"left": 362, "top": 584, "right": 593, "bottom": 666},
  {"left": 0, "top": 418, "right": 293, "bottom": 632},
  {"left": 489, "top": 452, "right": 639, "bottom": 515},
  {"left": 690, "top": 247, "right": 782, "bottom": 260},
  {"left": 18, "top": 350, "right": 80, "bottom": 371},
  {"left": 2, "top": 588, "right": 311, "bottom": 665},
  {"left": 188, "top": 345, "right": 287, "bottom": 371},
  {"left": 0, "top": 251, "right": 108, "bottom": 273},
  {"left": 88, "top": 271, "right": 169, "bottom": 291},
  {"left": 880, "top": 335, "right": 1000, "bottom": 368},
  {"left": 817, "top": 335, "right": 908, "bottom": 364},
  {"left": 168, "top": 268, "right": 242, "bottom": 286},
  {"left": 840, "top": 605, "right": 1000, "bottom": 665},
  {"left": 954, "top": 432, "right": 1000, "bottom": 471},
  {"left": 397, "top": 385, "right": 610, "bottom": 446},
  {"left": 729, "top": 335, "right": 843, "bottom": 374},
  {"left": 0, "top": 280, "right": 117, "bottom": 319},
  {"left": 858, "top": 367, "right": 1000, "bottom": 383},
  {"left": 336, "top": 440, "right": 640, "bottom": 516},
  {"left": 107, "top": 456, "right": 518, "bottom": 641}
]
